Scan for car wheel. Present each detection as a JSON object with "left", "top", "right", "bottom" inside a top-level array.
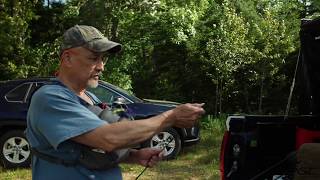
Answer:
[
  {"left": 143, "top": 128, "right": 181, "bottom": 160},
  {"left": 0, "top": 130, "right": 31, "bottom": 169}
]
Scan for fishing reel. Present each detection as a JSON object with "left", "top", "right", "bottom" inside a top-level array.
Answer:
[{"left": 110, "top": 97, "right": 134, "bottom": 120}]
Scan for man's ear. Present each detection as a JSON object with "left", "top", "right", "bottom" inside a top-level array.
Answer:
[{"left": 60, "top": 51, "right": 73, "bottom": 67}]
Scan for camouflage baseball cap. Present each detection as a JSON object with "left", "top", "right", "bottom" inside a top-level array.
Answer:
[{"left": 60, "top": 25, "right": 122, "bottom": 54}]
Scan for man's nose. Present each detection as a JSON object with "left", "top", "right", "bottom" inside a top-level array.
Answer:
[{"left": 95, "top": 58, "right": 104, "bottom": 71}]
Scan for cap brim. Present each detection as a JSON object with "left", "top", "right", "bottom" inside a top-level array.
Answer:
[{"left": 85, "top": 38, "right": 122, "bottom": 54}]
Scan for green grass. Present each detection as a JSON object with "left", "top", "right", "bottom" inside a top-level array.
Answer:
[
  {"left": 0, "top": 168, "right": 31, "bottom": 180},
  {"left": 0, "top": 116, "right": 225, "bottom": 180}
]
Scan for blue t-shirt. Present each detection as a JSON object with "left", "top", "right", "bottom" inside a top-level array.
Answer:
[{"left": 26, "top": 82, "right": 123, "bottom": 180}]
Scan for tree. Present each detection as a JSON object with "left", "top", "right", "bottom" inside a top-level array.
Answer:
[
  {"left": 0, "top": 0, "right": 308, "bottom": 115},
  {"left": 301, "top": 0, "right": 320, "bottom": 18}
]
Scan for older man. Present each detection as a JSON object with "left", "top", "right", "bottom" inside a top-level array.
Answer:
[{"left": 26, "top": 25, "right": 205, "bottom": 180}]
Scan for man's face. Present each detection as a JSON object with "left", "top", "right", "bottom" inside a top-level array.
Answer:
[{"left": 64, "top": 47, "right": 107, "bottom": 88}]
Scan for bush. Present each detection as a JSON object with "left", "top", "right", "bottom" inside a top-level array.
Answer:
[{"left": 200, "top": 114, "right": 226, "bottom": 133}]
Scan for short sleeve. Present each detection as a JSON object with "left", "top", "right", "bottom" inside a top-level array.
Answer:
[{"left": 29, "top": 85, "right": 106, "bottom": 149}]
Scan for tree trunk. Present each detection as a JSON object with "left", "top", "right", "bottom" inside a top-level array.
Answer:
[
  {"left": 10, "top": 0, "right": 15, "bottom": 16},
  {"left": 215, "top": 79, "right": 219, "bottom": 117},
  {"left": 141, "top": 44, "right": 147, "bottom": 65},
  {"left": 219, "top": 79, "right": 223, "bottom": 115},
  {"left": 244, "top": 86, "right": 250, "bottom": 113},
  {"left": 258, "top": 72, "right": 265, "bottom": 114},
  {"left": 110, "top": 17, "right": 119, "bottom": 41}
]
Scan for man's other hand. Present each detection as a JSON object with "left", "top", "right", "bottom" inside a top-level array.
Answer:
[{"left": 129, "top": 148, "right": 164, "bottom": 167}]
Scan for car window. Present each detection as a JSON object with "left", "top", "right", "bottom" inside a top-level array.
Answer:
[
  {"left": 100, "top": 81, "right": 142, "bottom": 103},
  {"left": 25, "top": 82, "right": 44, "bottom": 102},
  {"left": 5, "top": 83, "right": 32, "bottom": 103},
  {"left": 88, "top": 85, "right": 129, "bottom": 104}
]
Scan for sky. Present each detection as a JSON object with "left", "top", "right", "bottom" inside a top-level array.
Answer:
[{"left": 43, "top": 0, "right": 66, "bottom": 6}]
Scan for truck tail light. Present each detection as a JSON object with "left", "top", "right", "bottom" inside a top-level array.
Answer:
[
  {"left": 220, "top": 131, "right": 230, "bottom": 180},
  {"left": 296, "top": 127, "right": 320, "bottom": 149}
]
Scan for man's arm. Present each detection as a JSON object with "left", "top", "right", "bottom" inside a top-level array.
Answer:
[{"left": 72, "top": 103, "right": 204, "bottom": 152}]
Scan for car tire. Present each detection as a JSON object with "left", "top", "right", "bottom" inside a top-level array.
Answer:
[
  {"left": 0, "top": 130, "right": 31, "bottom": 169},
  {"left": 142, "top": 128, "right": 181, "bottom": 160}
]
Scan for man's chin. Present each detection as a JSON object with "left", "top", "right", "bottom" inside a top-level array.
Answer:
[{"left": 87, "top": 79, "right": 99, "bottom": 88}]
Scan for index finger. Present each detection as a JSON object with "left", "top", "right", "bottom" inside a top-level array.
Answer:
[{"left": 191, "top": 103, "right": 205, "bottom": 108}]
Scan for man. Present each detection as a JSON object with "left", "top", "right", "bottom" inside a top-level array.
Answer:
[{"left": 26, "top": 25, "right": 205, "bottom": 180}]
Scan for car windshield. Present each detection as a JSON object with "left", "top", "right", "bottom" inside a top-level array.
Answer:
[{"left": 99, "top": 80, "right": 143, "bottom": 103}]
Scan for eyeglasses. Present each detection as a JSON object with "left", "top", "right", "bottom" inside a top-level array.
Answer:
[
  {"left": 86, "top": 54, "right": 108, "bottom": 64},
  {"left": 65, "top": 49, "right": 108, "bottom": 64}
]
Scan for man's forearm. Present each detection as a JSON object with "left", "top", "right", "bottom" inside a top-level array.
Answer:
[{"left": 72, "top": 110, "right": 174, "bottom": 151}]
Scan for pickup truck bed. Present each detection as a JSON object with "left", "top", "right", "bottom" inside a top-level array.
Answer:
[{"left": 220, "top": 115, "right": 320, "bottom": 180}]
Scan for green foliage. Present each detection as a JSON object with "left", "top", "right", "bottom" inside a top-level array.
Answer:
[
  {"left": 303, "top": 0, "right": 320, "bottom": 18},
  {"left": 0, "top": 0, "right": 311, "bottom": 115},
  {"left": 187, "top": 0, "right": 303, "bottom": 114},
  {"left": 0, "top": 0, "right": 37, "bottom": 80},
  {"left": 201, "top": 115, "right": 226, "bottom": 133}
]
